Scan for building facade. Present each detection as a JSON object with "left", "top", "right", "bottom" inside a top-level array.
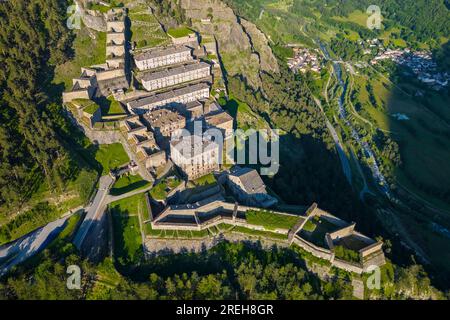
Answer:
[
  {"left": 134, "top": 46, "right": 193, "bottom": 71},
  {"left": 170, "top": 135, "right": 220, "bottom": 180},
  {"left": 141, "top": 62, "right": 211, "bottom": 91},
  {"left": 205, "top": 111, "right": 234, "bottom": 138},
  {"left": 226, "top": 167, "right": 278, "bottom": 208},
  {"left": 143, "top": 109, "right": 186, "bottom": 138},
  {"left": 127, "top": 83, "right": 210, "bottom": 114}
]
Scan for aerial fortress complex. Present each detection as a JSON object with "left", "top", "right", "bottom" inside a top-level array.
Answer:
[{"left": 62, "top": 5, "right": 386, "bottom": 277}]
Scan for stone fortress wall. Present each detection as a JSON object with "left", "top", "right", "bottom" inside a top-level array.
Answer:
[{"left": 147, "top": 199, "right": 386, "bottom": 275}]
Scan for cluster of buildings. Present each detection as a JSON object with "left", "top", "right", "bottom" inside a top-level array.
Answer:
[
  {"left": 62, "top": 6, "right": 232, "bottom": 180},
  {"left": 62, "top": 7, "right": 387, "bottom": 282},
  {"left": 366, "top": 40, "right": 449, "bottom": 90},
  {"left": 119, "top": 31, "right": 233, "bottom": 179},
  {"left": 121, "top": 115, "right": 166, "bottom": 169},
  {"left": 287, "top": 47, "right": 322, "bottom": 73},
  {"left": 63, "top": 8, "right": 130, "bottom": 127}
]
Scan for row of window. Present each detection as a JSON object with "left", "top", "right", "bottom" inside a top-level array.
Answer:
[
  {"left": 138, "top": 54, "right": 192, "bottom": 69},
  {"left": 144, "top": 70, "right": 210, "bottom": 90},
  {"left": 144, "top": 90, "right": 209, "bottom": 110}
]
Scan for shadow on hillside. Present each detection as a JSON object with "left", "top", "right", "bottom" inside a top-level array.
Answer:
[
  {"left": 110, "top": 207, "right": 145, "bottom": 276},
  {"left": 381, "top": 54, "right": 450, "bottom": 289}
]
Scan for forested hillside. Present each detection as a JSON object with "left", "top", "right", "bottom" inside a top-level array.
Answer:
[
  {"left": 0, "top": 1, "right": 97, "bottom": 217},
  {"left": 1, "top": 240, "right": 444, "bottom": 300},
  {"left": 225, "top": 0, "right": 450, "bottom": 48}
]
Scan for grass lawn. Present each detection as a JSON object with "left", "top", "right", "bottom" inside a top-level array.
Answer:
[
  {"left": 144, "top": 223, "right": 210, "bottom": 239},
  {"left": 95, "top": 143, "right": 130, "bottom": 175},
  {"left": 232, "top": 226, "right": 288, "bottom": 241},
  {"left": 72, "top": 99, "right": 100, "bottom": 114},
  {"left": 87, "top": 1, "right": 124, "bottom": 13},
  {"left": 47, "top": 211, "right": 83, "bottom": 252},
  {"left": 192, "top": 173, "right": 216, "bottom": 186},
  {"left": 100, "top": 96, "right": 126, "bottom": 116},
  {"left": 245, "top": 210, "right": 300, "bottom": 230},
  {"left": 0, "top": 203, "right": 61, "bottom": 245},
  {"left": 144, "top": 222, "right": 162, "bottom": 237},
  {"left": 167, "top": 26, "right": 194, "bottom": 38},
  {"left": 190, "top": 229, "right": 210, "bottom": 238},
  {"left": 334, "top": 245, "right": 360, "bottom": 263},
  {"left": 128, "top": 5, "right": 170, "bottom": 49},
  {"left": 217, "top": 223, "right": 235, "bottom": 232},
  {"left": 110, "top": 174, "right": 151, "bottom": 196},
  {"left": 149, "top": 182, "right": 167, "bottom": 201},
  {"left": 110, "top": 193, "right": 147, "bottom": 217},
  {"left": 302, "top": 219, "right": 317, "bottom": 233},
  {"left": 332, "top": 10, "right": 368, "bottom": 28},
  {"left": 110, "top": 194, "right": 146, "bottom": 268},
  {"left": 149, "top": 177, "right": 182, "bottom": 201},
  {"left": 53, "top": 28, "right": 106, "bottom": 91},
  {"left": 219, "top": 93, "right": 268, "bottom": 130}
]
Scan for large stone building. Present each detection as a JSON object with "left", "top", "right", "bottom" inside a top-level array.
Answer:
[
  {"left": 205, "top": 111, "right": 234, "bottom": 138},
  {"left": 226, "top": 166, "right": 278, "bottom": 208},
  {"left": 127, "top": 83, "right": 210, "bottom": 114},
  {"left": 63, "top": 7, "right": 129, "bottom": 101},
  {"left": 106, "top": 8, "right": 126, "bottom": 33},
  {"left": 95, "top": 67, "right": 129, "bottom": 95},
  {"left": 184, "top": 100, "right": 204, "bottom": 121},
  {"left": 134, "top": 46, "right": 193, "bottom": 71},
  {"left": 140, "top": 62, "right": 211, "bottom": 91},
  {"left": 170, "top": 135, "right": 220, "bottom": 180},
  {"left": 62, "top": 67, "right": 98, "bottom": 103},
  {"left": 143, "top": 109, "right": 186, "bottom": 138},
  {"left": 121, "top": 115, "right": 167, "bottom": 169}
]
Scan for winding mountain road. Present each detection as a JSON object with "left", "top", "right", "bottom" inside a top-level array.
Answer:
[
  {"left": 73, "top": 175, "right": 115, "bottom": 250},
  {"left": 0, "top": 216, "right": 70, "bottom": 276}
]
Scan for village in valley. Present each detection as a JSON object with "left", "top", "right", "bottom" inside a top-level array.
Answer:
[
  {"left": 287, "top": 47, "right": 323, "bottom": 74},
  {"left": 59, "top": 1, "right": 386, "bottom": 296},
  {"left": 363, "top": 39, "right": 450, "bottom": 90}
]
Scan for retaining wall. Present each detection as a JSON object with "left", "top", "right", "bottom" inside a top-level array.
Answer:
[
  {"left": 292, "top": 236, "right": 333, "bottom": 261},
  {"left": 328, "top": 223, "right": 356, "bottom": 241}
]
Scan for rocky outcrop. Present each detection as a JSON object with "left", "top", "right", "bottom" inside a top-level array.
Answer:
[
  {"left": 178, "top": 0, "right": 279, "bottom": 89},
  {"left": 75, "top": 0, "right": 107, "bottom": 32},
  {"left": 240, "top": 18, "right": 279, "bottom": 74}
]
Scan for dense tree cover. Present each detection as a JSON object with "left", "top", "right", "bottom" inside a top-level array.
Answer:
[
  {"left": 435, "top": 41, "right": 450, "bottom": 73},
  {"left": 0, "top": 241, "right": 352, "bottom": 300},
  {"left": 330, "top": 34, "right": 363, "bottom": 61},
  {"left": 149, "top": 0, "right": 187, "bottom": 25},
  {"left": 1, "top": 239, "right": 445, "bottom": 300},
  {"left": 0, "top": 202, "right": 59, "bottom": 244},
  {"left": 0, "top": 0, "right": 75, "bottom": 210},
  {"left": 305, "top": 0, "right": 449, "bottom": 45},
  {"left": 226, "top": 0, "right": 449, "bottom": 51}
]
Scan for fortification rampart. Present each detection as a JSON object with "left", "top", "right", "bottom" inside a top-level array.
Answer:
[
  {"left": 360, "top": 241, "right": 384, "bottom": 258},
  {"left": 332, "top": 258, "right": 364, "bottom": 274},
  {"left": 63, "top": 90, "right": 92, "bottom": 103},
  {"left": 329, "top": 223, "right": 356, "bottom": 241},
  {"left": 292, "top": 236, "right": 333, "bottom": 261}
]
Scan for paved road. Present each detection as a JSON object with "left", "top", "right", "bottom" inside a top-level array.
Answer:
[
  {"left": 73, "top": 175, "right": 115, "bottom": 250},
  {"left": 317, "top": 40, "right": 391, "bottom": 198},
  {"left": 0, "top": 216, "right": 69, "bottom": 276},
  {"left": 314, "top": 97, "right": 353, "bottom": 185}
]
